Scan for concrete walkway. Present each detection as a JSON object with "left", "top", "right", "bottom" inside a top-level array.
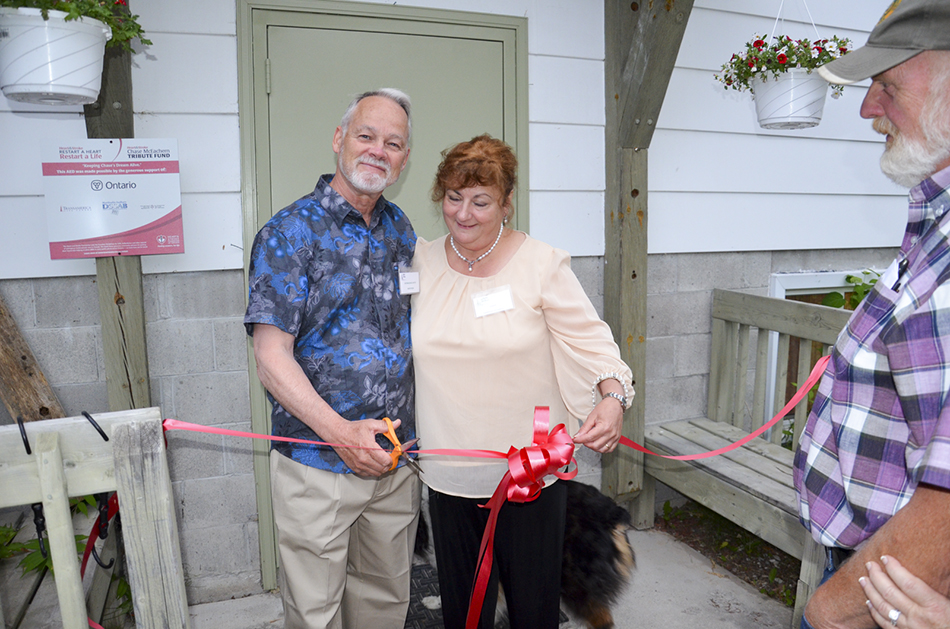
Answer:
[{"left": 188, "top": 528, "right": 793, "bottom": 629}]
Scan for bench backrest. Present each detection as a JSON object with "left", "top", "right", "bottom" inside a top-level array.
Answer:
[{"left": 708, "top": 289, "right": 852, "bottom": 445}]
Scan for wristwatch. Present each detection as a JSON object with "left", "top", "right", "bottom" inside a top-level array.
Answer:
[{"left": 602, "top": 391, "right": 628, "bottom": 411}]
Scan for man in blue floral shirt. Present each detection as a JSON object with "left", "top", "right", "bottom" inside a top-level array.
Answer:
[{"left": 245, "top": 88, "right": 418, "bottom": 628}]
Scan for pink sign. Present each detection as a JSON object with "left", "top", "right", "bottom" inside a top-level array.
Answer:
[{"left": 43, "top": 139, "right": 184, "bottom": 259}]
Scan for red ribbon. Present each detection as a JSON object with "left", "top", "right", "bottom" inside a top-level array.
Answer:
[
  {"left": 619, "top": 354, "right": 830, "bottom": 460},
  {"left": 158, "top": 354, "right": 831, "bottom": 627},
  {"left": 464, "top": 407, "right": 577, "bottom": 629}
]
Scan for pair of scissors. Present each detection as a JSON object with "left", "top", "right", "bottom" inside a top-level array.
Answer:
[{"left": 382, "top": 417, "right": 423, "bottom": 475}]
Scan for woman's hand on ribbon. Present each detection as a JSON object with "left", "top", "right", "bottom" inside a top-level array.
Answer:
[{"left": 573, "top": 399, "right": 623, "bottom": 453}]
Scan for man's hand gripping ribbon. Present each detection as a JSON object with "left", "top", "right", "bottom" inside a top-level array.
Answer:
[{"left": 464, "top": 406, "right": 576, "bottom": 629}]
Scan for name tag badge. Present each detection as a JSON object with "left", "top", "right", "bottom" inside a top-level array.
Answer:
[
  {"left": 472, "top": 285, "right": 514, "bottom": 318},
  {"left": 399, "top": 271, "right": 420, "bottom": 295}
]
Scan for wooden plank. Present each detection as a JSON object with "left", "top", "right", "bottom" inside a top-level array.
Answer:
[
  {"left": 83, "top": 46, "right": 133, "bottom": 139},
  {"left": 662, "top": 420, "right": 794, "bottom": 490},
  {"left": 112, "top": 419, "right": 189, "bottom": 629},
  {"left": 601, "top": 147, "right": 646, "bottom": 501},
  {"left": 610, "top": 0, "right": 694, "bottom": 149},
  {"left": 0, "top": 294, "right": 67, "bottom": 423},
  {"left": 730, "top": 323, "right": 751, "bottom": 428},
  {"left": 695, "top": 419, "right": 794, "bottom": 473},
  {"left": 96, "top": 256, "right": 151, "bottom": 410},
  {"left": 36, "top": 432, "right": 86, "bottom": 629},
  {"left": 714, "top": 320, "right": 739, "bottom": 423},
  {"left": 644, "top": 424, "right": 798, "bottom": 512},
  {"left": 713, "top": 289, "right": 851, "bottom": 344},
  {"left": 774, "top": 333, "right": 791, "bottom": 424},
  {"left": 753, "top": 329, "right": 771, "bottom": 436},
  {"left": 795, "top": 536, "right": 826, "bottom": 628},
  {"left": 0, "top": 408, "right": 161, "bottom": 509},
  {"left": 707, "top": 318, "right": 725, "bottom": 421},
  {"left": 644, "top": 450, "right": 805, "bottom": 558}
]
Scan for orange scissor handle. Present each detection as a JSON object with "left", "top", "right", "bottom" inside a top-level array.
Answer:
[{"left": 382, "top": 417, "right": 402, "bottom": 472}]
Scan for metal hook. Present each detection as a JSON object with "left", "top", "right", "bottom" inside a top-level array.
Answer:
[
  {"left": 31, "top": 503, "right": 47, "bottom": 559},
  {"left": 90, "top": 544, "right": 115, "bottom": 570},
  {"left": 94, "top": 493, "right": 111, "bottom": 539},
  {"left": 16, "top": 416, "right": 31, "bottom": 455},
  {"left": 82, "top": 411, "right": 109, "bottom": 442},
  {"left": 90, "top": 492, "right": 115, "bottom": 569}
]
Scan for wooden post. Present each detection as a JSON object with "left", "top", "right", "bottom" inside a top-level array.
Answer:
[
  {"left": 0, "top": 295, "right": 67, "bottom": 422},
  {"left": 603, "top": 0, "right": 693, "bottom": 504},
  {"left": 36, "top": 432, "right": 86, "bottom": 629},
  {"left": 602, "top": 148, "right": 647, "bottom": 502},
  {"left": 112, "top": 419, "right": 189, "bottom": 629},
  {"left": 96, "top": 255, "right": 151, "bottom": 410},
  {"left": 84, "top": 23, "right": 151, "bottom": 412}
]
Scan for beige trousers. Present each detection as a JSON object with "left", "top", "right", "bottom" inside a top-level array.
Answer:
[{"left": 270, "top": 451, "right": 421, "bottom": 629}]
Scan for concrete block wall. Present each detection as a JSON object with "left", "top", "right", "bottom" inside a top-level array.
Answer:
[{"left": 0, "top": 269, "right": 261, "bottom": 604}]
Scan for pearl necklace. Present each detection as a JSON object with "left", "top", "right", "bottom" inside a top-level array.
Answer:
[{"left": 450, "top": 223, "right": 505, "bottom": 272}]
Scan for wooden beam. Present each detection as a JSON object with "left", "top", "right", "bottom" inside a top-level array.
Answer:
[
  {"left": 0, "top": 295, "right": 67, "bottom": 422},
  {"left": 112, "top": 419, "right": 189, "bottom": 629},
  {"left": 613, "top": 0, "right": 694, "bottom": 150},
  {"left": 84, "top": 25, "right": 151, "bottom": 412},
  {"left": 37, "top": 432, "right": 87, "bottom": 629},
  {"left": 603, "top": 1, "right": 691, "bottom": 500},
  {"left": 601, "top": 148, "right": 647, "bottom": 501},
  {"left": 96, "top": 256, "right": 151, "bottom": 410}
]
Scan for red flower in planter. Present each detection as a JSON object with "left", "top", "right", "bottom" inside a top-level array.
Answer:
[{"left": 777, "top": 53, "right": 788, "bottom": 64}]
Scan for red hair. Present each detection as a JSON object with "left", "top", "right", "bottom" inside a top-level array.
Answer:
[{"left": 431, "top": 134, "right": 518, "bottom": 207}]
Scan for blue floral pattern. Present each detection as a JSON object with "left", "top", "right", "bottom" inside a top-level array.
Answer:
[{"left": 245, "top": 175, "right": 415, "bottom": 473}]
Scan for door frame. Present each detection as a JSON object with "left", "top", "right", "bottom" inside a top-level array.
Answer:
[{"left": 236, "top": 0, "right": 528, "bottom": 589}]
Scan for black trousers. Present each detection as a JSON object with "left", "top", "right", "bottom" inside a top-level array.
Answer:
[{"left": 428, "top": 482, "right": 567, "bottom": 629}]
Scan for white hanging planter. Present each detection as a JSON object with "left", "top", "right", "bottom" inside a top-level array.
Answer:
[
  {"left": 751, "top": 68, "right": 829, "bottom": 130},
  {"left": 0, "top": 7, "right": 112, "bottom": 106}
]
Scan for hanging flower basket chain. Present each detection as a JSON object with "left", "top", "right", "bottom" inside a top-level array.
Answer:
[{"left": 715, "top": 34, "right": 852, "bottom": 97}]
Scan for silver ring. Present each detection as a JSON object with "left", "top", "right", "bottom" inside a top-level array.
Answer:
[{"left": 888, "top": 608, "right": 901, "bottom": 626}]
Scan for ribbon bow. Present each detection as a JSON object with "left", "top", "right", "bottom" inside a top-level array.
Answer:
[{"left": 465, "top": 407, "right": 577, "bottom": 629}]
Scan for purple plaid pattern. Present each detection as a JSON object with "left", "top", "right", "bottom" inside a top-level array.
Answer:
[{"left": 794, "top": 166, "right": 950, "bottom": 549}]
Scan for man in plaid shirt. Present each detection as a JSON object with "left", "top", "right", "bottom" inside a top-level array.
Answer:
[{"left": 794, "top": 1, "right": 950, "bottom": 627}]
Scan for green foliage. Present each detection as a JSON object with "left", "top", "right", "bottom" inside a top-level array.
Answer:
[
  {"left": 822, "top": 270, "right": 881, "bottom": 311},
  {"left": 715, "top": 34, "right": 851, "bottom": 95},
  {"left": 16, "top": 535, "right": 86, "bottom": 577},
  {"left": 71, "top": 494, "right": 96, "bottom": 516},
  {"left": 0, "top": 0, "right": 152, "bottom": 50},
  {"left": 661, "top": 500, "right": 685, "bottom": 523}
]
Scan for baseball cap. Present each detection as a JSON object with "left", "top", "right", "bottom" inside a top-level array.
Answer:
[{"left": 818, "top": 0, "right": 950, "bottom": 85}]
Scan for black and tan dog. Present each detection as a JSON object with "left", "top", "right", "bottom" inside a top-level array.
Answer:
[{"left": 415, "top": 479, "right": 635, "bottom": 629}]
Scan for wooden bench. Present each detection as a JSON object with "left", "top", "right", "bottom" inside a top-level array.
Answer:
[{"left": 636, "top": 289, "right": 851, "bottom": 628}]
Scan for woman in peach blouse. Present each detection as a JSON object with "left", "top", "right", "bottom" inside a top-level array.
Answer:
[{"left": 411, "top": 135, "right": 633, "bottom": 628}]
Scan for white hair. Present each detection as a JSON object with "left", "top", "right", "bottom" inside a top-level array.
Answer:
[{"left": 339, "top": 88, "right": 412, "bottom": 142}]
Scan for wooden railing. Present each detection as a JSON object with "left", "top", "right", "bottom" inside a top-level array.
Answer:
[{"left": 0, "top": 408, "right": 189, "bottom": 629}]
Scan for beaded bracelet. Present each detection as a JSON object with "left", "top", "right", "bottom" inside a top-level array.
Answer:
[{"left": 591, "top": 372, "right": 633, "bottom": 409}]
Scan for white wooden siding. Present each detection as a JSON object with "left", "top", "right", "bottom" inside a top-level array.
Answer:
[
  {"left": 0, "top": 0, "right": 904, "bottom": 278},
  {"left": 655, "top": 0, "right": 904, "bottom": 254}
]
